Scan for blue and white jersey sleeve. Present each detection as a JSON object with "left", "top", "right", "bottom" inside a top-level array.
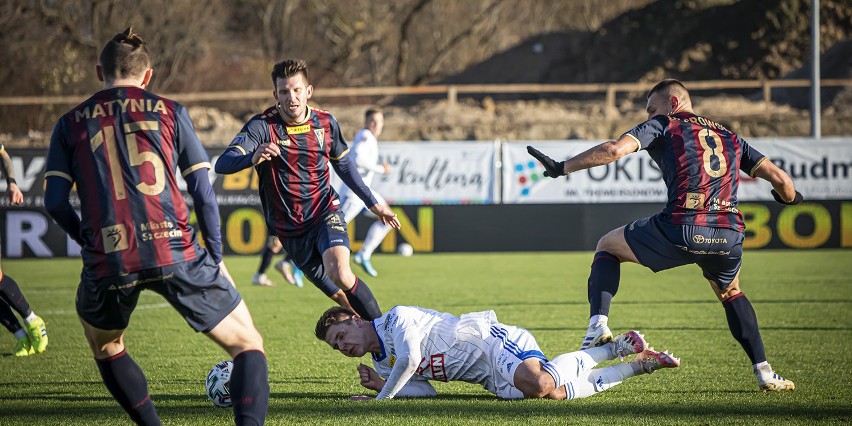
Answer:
[{"left": 375, "top": 308, "right": 426, "bottom": 400}]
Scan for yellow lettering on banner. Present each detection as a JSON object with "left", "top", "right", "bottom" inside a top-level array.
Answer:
[
  {"left": 777, "top": 203, "right": 831, "bottom": 249},
  {"left": 226, "top": 208, "right": 266, "bottom": 254},
  {"left": 223, "top": 169, "right": 252, "bottom": 190},
  {"left": 740, "top": 203, "right": 771, "bottom": 249},
  {"left": 842, "top": 202, "right": 852, "bottom": 248},
  {"left": 380, "top": 207, "right": 434, "bottom": 253}
]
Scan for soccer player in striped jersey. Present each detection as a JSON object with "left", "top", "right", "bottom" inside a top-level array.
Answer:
[
  {"left": 44, "top": 28, "right": 268, "bottom": 425},
  {"left": 338, "top": 108, "right": 393, "bottom": 277},
  {"left": 215, "top": 58, "right": 400, "bottom": 321},
  {"left": 0, "top": 144, "right": 48, "bottom": 356},
  {"left": 316, "top": 306, "right": 679, "bottom": 400},
  {"left": 527, "top": 79, "right": 801, "bottom": 392}
]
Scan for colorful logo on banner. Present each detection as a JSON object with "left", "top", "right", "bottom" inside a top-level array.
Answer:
[{"left": 514, "top": 160, "right": 544, "bottom": 197}]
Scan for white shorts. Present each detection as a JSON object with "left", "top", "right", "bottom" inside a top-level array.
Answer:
[
  {"left": 339, "top": 188, "right": 386, "bottom": 223},
  {"left": 488, "top": 324, "right": 548, "bottom": 399}
]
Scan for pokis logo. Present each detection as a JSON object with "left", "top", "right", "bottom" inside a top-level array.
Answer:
[{"left": 513, "top": 160, "right": 545, "bottom": 197}]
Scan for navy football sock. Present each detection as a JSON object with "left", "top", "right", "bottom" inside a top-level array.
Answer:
[
  {"left": 0, "top": 300, "right": 23, "bottom": 334},
  {"left": 231, "top": 350, "right": 269, "bottom": 426},
  {"left": 588, "top": 252, "right": 621, "bottom": 317},
  {"left": 344, "top": 278, "right": 382, "bottom": 320},
  {"left": 256, "top": 246, "right": 274, "bottom": 274},
  {"left": 723, "top": 293, "right": 767, "bottom": 364},
  {"left": 95, "top": 350, "right": 161, "bottom": 426},
  {"left": 0, "top": 275, "right": 31, "bottom": 318}
]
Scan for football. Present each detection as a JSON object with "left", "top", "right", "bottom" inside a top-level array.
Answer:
[
  {"left": 397, "top": 242, "right": 414, "bottom": 257},
  {"left": 206, "top": 360, "right": 233, "bottom": 407}
]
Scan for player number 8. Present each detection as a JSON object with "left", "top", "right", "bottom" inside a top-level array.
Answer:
[{"left": 697, "top": 128, "right": 728, "bottom": 178}]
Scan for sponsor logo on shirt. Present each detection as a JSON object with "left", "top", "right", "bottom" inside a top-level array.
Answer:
[
  {"left": 101, "top": 224, "right": 129, "bottom": 253},
  {"left": 286, "top": 124, "right": 310, "bottom": 135},
  {"left": 685, "top": 192, "right": 706, "bottom": 210},
  {"left": 231, "top": 133, "right": 246, "bottom": 145},
  {"left": 692, "top": 235, "right": 728, "bottom": 244},
  {"left": 430, "top": 354, "right": 448, "bottom": 382}
]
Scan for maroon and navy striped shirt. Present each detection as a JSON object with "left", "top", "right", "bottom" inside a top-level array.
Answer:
[
  {"left": 225, "top": 106, "right": 349, "bottom": 237},
  {"left": 624, "top": 112, "right": 766, "bottom": 232},
  {"left": 46, "top": 87, "right": 211, "bottom": 280}
]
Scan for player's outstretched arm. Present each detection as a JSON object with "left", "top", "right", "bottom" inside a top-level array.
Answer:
[
  {"left": 752, "top": 160, "right": 802, "bottom": 205},
  {"left": 214, "top": 139, "right": 278, "bottom": 174},
  {"left": 526, "top": 146, "right": 566, "bottom": 177},
  {"left": 528, "top": 135, "right": 637, "bottom": 178},
  {"left": 368, "top": 203, "right": 400, "bottom": 230}
]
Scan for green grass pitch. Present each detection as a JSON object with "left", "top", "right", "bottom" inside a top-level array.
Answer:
[{"left": 1, "top": 250, "right": 850, "bottom": 425}]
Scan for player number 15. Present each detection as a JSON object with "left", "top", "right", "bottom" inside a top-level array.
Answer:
[{"left": 89, "top": 120, "right": 166, "bottom": 200}]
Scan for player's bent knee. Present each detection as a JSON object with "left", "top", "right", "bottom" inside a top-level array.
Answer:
[
  {"left": 518, "top": 374, "right": 554, "bottom": 399},
  {"left": 514, "top": 364, "right": 556, "bottom": 399}
]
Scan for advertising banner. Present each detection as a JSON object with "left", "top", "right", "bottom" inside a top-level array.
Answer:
[
  {"left": 503, "top": 138, "right": 852, "bottom": 204},
  {"left": 2, "top": 201, "right": 849, "bottom": 258},
  {"left": 366, "top": 141, "right": 497, "bottom": 204}
]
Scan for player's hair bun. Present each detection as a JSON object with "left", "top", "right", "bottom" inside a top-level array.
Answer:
[{"left": 115, "top": 27, "right": 145, "bottom": 49}]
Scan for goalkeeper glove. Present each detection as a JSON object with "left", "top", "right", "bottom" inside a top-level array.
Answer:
[
  {"left": 771, "top": 189, "right": 803, "bottom": 205},
  {"left": 526, "top": 146, "right": 565, "bottom": 178}
]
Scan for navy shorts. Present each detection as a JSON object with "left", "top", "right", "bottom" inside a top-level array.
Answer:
[
  {"left": 624, "top": 214, "right": 744, "bottom": 289},
  {"left": 76, "top": 252, "right": 241, "bottom": 332},
  {"left": 279, "top": 211, "right": 349, "bottom": 297}
]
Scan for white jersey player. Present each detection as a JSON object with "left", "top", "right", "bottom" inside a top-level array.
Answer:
[
  {"left": 316, "top": 305, "right": 681, "bottom": 400},
  {"left": 338, "top": 108, "right": 393, "bottom": 277}
]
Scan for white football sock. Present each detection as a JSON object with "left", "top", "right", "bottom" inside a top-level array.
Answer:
[
  {"left": 542, "top": 349, "right": 606, "bottom": 389},
  {"left": 588, "top": 315, "right": 608, "bottom": 329},
  {"left": 360, "top": 221, "right": 392, "bottom": 258},
  {"left": 24, "top": 312, "right": 37, "bottom": 323},
  {"left": 753, "top": 361, "right": 773, "bottom": 381},
  {"left": 564, "top": 363, "right": 638, "bottom": 400}
]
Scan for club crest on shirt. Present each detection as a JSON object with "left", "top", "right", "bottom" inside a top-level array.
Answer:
[
  {"left": 101, "top": 224, "right": 129, "bottom": 253},
  {"left": 314, "top": 129, "right": 325, "bottom": 150},
  {"left": 388, "top": 355, "right": 396, "bottom": 368}
]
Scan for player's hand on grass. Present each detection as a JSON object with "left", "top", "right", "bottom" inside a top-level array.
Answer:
[
  {"left": 251, "top": 142, "right": 280, "bottom": 165},
  {"left": 7, "top": 183, "right": 23, "bottom": 205},
  {"left": 526, "top": 146, "right": 565, "bottom": 178},
  {"left": 357, "top": 363, "right": 385, "bottom": 392},
  {"left": 771, "top": 189, "right": 803, "bottom": 205},
  {"left": 369, "top": 204, "right": 400, "bottom": 229}
]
